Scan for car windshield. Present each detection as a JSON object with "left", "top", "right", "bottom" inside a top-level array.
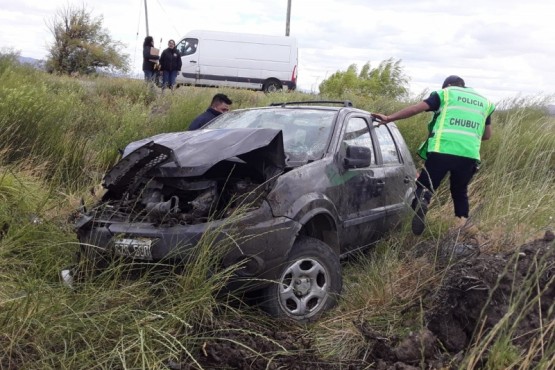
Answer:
[{"left": 206, "top": 108, "right": 337, "bottom": 163}]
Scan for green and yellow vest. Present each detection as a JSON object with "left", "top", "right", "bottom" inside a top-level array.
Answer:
[{"left": 421, "top": 87, "right": 495, "bottom": 160}]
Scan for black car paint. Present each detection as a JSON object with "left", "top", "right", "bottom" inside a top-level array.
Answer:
[
  {"left": 103, "top": 128, "right": 285, "bottom": 199},
  {"left": 74, "top": 104, "right": 416, "bottom": 290}
]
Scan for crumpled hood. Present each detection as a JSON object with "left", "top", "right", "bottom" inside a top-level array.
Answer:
[{"left": 103, "top": 128, "right": 285, "bottom": 192}]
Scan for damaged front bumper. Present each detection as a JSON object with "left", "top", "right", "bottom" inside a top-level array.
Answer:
[{"left": 65, "top": 200, "right": 301, "bottom": 288}]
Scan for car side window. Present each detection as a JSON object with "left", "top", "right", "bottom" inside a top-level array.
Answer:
[
  {"left": 342, "top": 117, "right": 375, "bottom": 165},
  {"left": 374, "top": 125, "right": 401, "bottom": 164},
  {"left": 176, "top": 38, "right": 198, "bottom": 56}
]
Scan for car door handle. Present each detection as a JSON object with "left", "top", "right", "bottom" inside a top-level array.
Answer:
[
  {"left": 189, "top": 60, "right": 197, "bottom": 64},
  {"left": 373, "top": 179, "right": 385, "bottom": 197}
]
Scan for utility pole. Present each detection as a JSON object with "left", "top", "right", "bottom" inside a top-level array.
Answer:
[
  {"left": 285, "top": 0, "right": 291, "bottom": 36},
  {"left": 144, "top": 0, "right": 150, "bottom": 36}
]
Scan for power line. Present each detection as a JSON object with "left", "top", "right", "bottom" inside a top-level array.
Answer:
[
  {"left": 155, "top": 0, "right": 182, "bottom": 37},
  {"left": 132, "top": 0, "right": 143, "bottom": 73}
]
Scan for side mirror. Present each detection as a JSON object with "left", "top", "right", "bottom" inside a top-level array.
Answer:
[{"left": 344, "top": 145, "right": 371, "bottom": 168}]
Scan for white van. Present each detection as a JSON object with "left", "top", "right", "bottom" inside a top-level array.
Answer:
[{"left": 174, "top": 30, "right": 298, "bottom": 92}]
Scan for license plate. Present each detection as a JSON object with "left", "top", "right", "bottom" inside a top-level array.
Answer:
[{"left": 113, "top": 238, "right": 153, "bottom": 260}]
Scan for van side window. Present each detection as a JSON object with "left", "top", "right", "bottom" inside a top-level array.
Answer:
[{"left": 176, "top": 38, "right": 198, "bottom": 56}]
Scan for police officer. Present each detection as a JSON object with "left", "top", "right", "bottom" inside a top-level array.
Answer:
[{"left": 372, "top": 75, "right": 495, "bottom": 235}]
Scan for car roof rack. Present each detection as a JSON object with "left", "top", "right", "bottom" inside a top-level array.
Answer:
[{"left": 269, "top": 100, "right": 353, "bottom": 107}]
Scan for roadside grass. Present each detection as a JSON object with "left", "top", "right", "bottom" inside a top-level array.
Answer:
[
  {"left": 1, "top": 55, "right": 554, "bottom": 367},
  {"left": 0, "top": 168, "right": 253, "bottom": 368},
  {"left": 478, "top": 102, "right": 555, "bottom": 242},
  {"left": 313, "top": 230, "right": 437, "bottom": 361}
]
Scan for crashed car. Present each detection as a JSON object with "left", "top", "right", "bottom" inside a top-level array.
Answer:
[{"left": 63, "top": 101, "right": 417, "bottom": 321}]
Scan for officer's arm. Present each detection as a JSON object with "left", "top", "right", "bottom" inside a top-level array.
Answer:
[
  {"left": 482, "top": 125, "right": 492, "bottom": 141},
  {"left": 482, "top": 115, "right": 493, "bottom": 140},
  {"left": 381, "top": 101, "right": 430, "bottom": 123}
]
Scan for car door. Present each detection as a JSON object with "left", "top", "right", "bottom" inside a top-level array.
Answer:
[
  {"left": 176, "top": 37, "right": 199, "bottom": 84},
  {"left": 326, "top": 115, "right": 387, "bottom": 252},
  {"left": 373, "top": 123, "right": 415, "bottom": 229}
]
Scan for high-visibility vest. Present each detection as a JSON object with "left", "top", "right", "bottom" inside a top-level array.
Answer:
[{"left": 426, "top": 87, "right": 495, "bottom": 160}]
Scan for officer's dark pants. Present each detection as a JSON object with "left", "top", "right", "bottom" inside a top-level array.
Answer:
[{"left": 416, "top": 152, "right": 478, "bottom": 218}]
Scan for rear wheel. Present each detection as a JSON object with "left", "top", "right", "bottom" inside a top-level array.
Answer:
[
  {"left": 262, "top": 236, "right": 342, "bottom": 322},
  {"left": 262, "top": 78, "right": 282, "bottom": 93}
]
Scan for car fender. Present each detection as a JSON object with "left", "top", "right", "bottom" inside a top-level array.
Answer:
[
  {"left": 276, "top": 192, "right": 339, "bottom": 225},
  {"left": 272, "top": 192, "right": 341, "bottom": 255},
  {"left": 297, "top": 204, "right": 338, "bottom": 228}
]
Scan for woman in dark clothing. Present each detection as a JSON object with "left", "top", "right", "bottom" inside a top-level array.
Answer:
[
  {"left": 159, "top": 39, "right": 182, "bottom": 90},
  {"left": 142, "top": 36, "right": 159, "bottom": 82}
]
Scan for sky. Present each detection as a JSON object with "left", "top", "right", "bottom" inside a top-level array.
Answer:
[{"left": 1, "top": 0, "right": 554, "bottom": 104}]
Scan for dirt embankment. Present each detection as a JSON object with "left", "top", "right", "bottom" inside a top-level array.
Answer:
[
  {"left": 170, "top": 231, "right": 555, "bottom": 369},
  {"left": 427, "top": 231, "right": 555, "bottom": 356}
]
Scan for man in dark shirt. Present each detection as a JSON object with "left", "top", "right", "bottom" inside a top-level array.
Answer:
[
  {"left": 188, "top": 93, "right": 233, "bottom": 130},
  {"left": 373, "top": 75, "right": 494, "bottom": 236}
]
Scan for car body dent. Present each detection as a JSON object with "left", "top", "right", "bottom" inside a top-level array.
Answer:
[
  {"left": 77, "top": 199, "right": 301, "bottom": 282},
  {"left": 122, "top": 128, "right": 285, "bottom": 170},
  {"left": 103, "top": 128, "right": 285, "bottom": 198},
  {"left": 71, "top": 102, "right": 417, "bottom": 299}
]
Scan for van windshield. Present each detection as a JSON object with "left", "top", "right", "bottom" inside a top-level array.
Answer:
[
  {"left": 206, "top": 108, "right": 337, "bottom": 162},
  {"left": 176, "top": 38, "right": 198, "bottom": 56}
]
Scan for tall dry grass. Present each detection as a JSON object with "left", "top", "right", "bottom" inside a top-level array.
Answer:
[{"left": 1, "top": 53, "right": 554, "bottom": 368}]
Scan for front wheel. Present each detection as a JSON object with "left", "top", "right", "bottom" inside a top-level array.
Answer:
[{"left": 262, "top": 236, "right": 342, "bottom": 322}]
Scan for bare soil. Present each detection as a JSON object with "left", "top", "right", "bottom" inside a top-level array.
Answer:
[{"left": 170, "top": 231, "right": 555, "bottom": 369}]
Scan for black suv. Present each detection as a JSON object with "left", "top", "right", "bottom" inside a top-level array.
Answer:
[{"left": 63, "top": 101, "right": 417, "bottom": 321}]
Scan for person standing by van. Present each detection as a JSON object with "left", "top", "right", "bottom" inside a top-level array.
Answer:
[
  {"left": 142, "top": 36, "right": 159, "bottom": 82},
  {"left": 188, "top": 93, "right": 233, "bottom": 130},
  {"left": 160, "top": 39, "right": 182, "bottom": 90}
]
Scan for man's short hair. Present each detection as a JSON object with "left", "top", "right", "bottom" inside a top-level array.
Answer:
[
  {"left": 442, "top": 75, "right": 465, "bottom": 89},
  {"left": 211, "top": 93, "right": 232, "bottom": 106}
]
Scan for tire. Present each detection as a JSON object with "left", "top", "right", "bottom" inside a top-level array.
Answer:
[
  {"left": 263, "top": 79, "right": 282, "bottom": 93},
  {"left": 262, "top": 236, "right": 342, "bottom": 322}
]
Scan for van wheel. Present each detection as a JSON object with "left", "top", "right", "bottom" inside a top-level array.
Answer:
[
  {"left": 262, "top": 236, "right": 342, "bottom": 322},
  {"left": 263, "top": 79, "right": 282, "bottom": 93}
]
